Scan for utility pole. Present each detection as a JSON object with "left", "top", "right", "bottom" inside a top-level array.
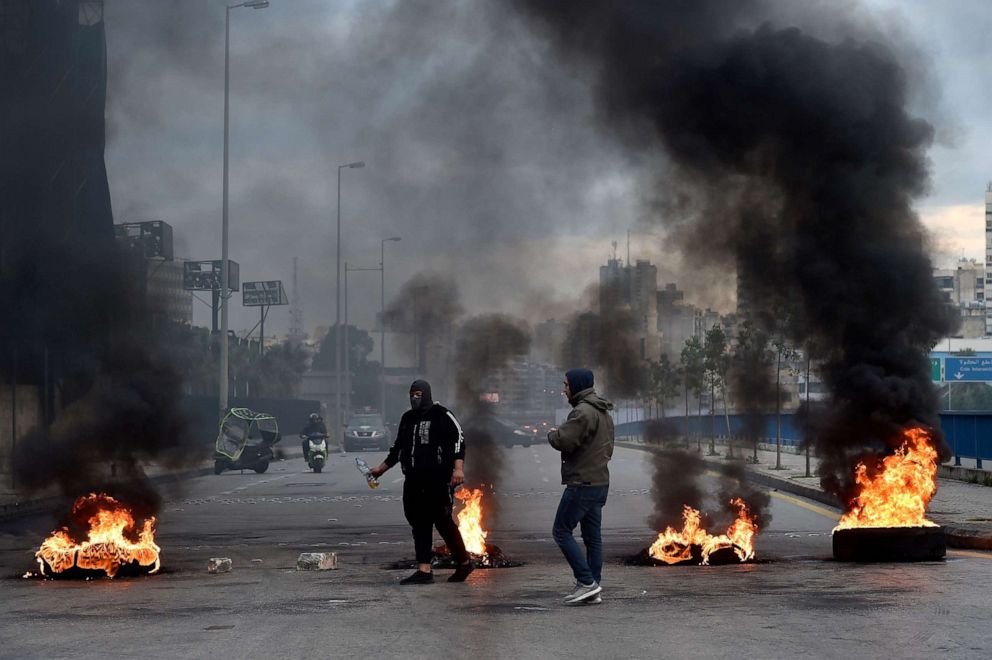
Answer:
[
  {"left": 334, "top": 161, "right": 365, "bottom": 448},
  {"left": 381, "top": 237, "right": 400, "bottom": 422},
  {"left": 805, "top": 352, "right": 811, "bottom": 478},
  {"left": 289, "top": 256, "right": 303, "bottom": 345},
  {"left": 345, "top": 261, "right": 385, "bottom": 417}
]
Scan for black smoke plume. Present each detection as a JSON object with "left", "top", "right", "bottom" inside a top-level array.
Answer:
[
  {"left": 560, "top": 308, "right": 645, "bottom": 399},
  {"left": 508, "top": 0, "right": 958, "bottom": 504},
  {"left": 643, "top": 416, "right": 772, "bottom": 533},
  {"left": 644, "top": 420, "right": 704, "bottom": 530},
  {"left": 383, "top": 272, "right": 464, "bottom": 377},
  {"left": 1, "top": 2, "right": 196, "bottom": 520},
  {"left": 453, "top": 314, "right": 530, "bottom": 527}
]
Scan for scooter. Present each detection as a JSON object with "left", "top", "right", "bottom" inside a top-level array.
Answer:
[{"left": 301, "top": 432, "right": 329, "bottom": 473}]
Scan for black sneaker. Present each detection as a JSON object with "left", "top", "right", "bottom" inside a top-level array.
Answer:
[
  {"left": 400, "top": 570, "right": 434, "bottom": 585},
  {"left": 447, "top": 561, "right": 475, "bottom": 583}
]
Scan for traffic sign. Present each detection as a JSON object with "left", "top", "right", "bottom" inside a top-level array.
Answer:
[
  {"left": 242, "top": 280, "right": 289, "bottom": 307},
  {"left": 944, "top": 357, "right": 992, "bottom": 382},
  {"left": 930, "top": 358, "right": 941, "bottom": 382}
]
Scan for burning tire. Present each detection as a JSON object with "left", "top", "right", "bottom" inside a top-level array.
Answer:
[{"left": 832, "top": 526, "right": 946, "bottom": 562}]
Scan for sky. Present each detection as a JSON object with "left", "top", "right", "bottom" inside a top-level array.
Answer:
[{"left": 101, "top": 0, "right": 992, "bottom": 338}]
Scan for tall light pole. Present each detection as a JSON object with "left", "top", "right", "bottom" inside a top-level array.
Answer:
[
  {"left": 335, "top": 161, "right": 365, "bottom": 445},
  {"left": 344, "top": 262, "right": 382, "bottom": 420},
  {"left": 381, "top": 237, "right": 401, "bottom": 423},
  {"left": 219, "top": 0, "right": 269, "bottom": 423}
]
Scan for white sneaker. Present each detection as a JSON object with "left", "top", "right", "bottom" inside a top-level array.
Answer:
[
  {"left": 583, "top": 594, "right": 603, "bottom": 605},
  {"left": 563, "top": 581, "right": 602, "bottom": 603}
]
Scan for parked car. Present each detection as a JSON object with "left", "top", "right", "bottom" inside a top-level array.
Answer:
[
  {"left": 466, "top": 415, "right": 535, "bottom": 448},
  {"left": 343, "top": 413, "right": 391, "bottom": 452}
]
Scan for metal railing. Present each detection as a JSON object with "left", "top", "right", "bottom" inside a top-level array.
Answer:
[{"left": 616, "top": 411, "right": 991, "bottom": 469}]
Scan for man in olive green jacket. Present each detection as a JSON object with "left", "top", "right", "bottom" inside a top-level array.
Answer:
[{"left": 547, "top": 368, "right": 614, "bottom": 604}]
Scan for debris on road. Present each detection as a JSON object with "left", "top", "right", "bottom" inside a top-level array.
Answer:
[
  {"left": 207, "top": 558, "right": 233, "bottom": 573},
  {"left": 297, "top": 552, "right": 338, "bottom": 570}
]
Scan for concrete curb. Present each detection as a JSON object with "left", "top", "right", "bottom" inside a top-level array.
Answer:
[
  {"left": 0, "top": 466, "right": 213, "bottom": 522},
  {"left": 617, "top": 441, "right": 992, "bottom": 551}
]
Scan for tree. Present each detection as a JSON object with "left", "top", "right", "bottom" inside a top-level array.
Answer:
[
  {"left": 730, "top": 320, "right": 774, "bottom": 463},
  {"left": 313, "top": 324, "right": 382, "bottom": 411},
  {"left": 771, "top": 335, "right": 800, "bottom": 469},
  {"left": 680, "top": 336, "right": 705, "bottom": 451},
  {"left": 313, "top": 324, "right": 374, "bottom": 371},
  {"left": 703, "top": 324, "right": 729, "bottom": 455},
  {"left": 648, "top": 354, "right": 681, "bottom": 419},
  {"left": 157, "top": 324, "right": 308, "bottom": 399}
]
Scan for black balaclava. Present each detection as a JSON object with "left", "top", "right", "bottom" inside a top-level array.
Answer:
[{"left": 409, "top": 379, "right": 433, "bottom": 411}]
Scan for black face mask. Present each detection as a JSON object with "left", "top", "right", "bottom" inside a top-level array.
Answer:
[{"left": 409, "top": 379, "right": 433, "bottom": 411}]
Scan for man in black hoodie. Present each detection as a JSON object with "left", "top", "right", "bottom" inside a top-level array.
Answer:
[{"left": 369, "top": 379, "right": 475, "bottom": 584}]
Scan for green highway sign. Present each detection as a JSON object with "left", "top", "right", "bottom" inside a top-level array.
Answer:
[{"left": 930, "top": 357, "right": 941, "bottom": 382}]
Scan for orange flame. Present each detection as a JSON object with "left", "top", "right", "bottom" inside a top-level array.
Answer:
[
  {"left": 648, "top": 498, "right": 757, "bottom": 565},
  {"left": 834, "top": 427, "right": 939, "bottom": 531},
  {"left": 455, "top": 487, "right": 488, "bottom": 557},
  {"left": 36, "top": 494, "right": 161, "bottom": 578}
]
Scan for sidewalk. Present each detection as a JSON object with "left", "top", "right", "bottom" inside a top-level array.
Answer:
[
  {"left": 0, "top": 444, "right": 313, "bottom": 521},
  {"left": 619, "top": 436, "right": 992, "bottom": 550},
  {"left": 0, "top": 462, "right": 214, "bottom": 521}
]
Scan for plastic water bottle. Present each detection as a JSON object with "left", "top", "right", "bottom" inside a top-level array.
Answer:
[{"left": 355, "top": 457, "right": 379, "bottom": 489}]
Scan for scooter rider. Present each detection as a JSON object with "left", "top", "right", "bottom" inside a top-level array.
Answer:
[{"left": 300, "top": 413, "right": 327, "bottom": 462}]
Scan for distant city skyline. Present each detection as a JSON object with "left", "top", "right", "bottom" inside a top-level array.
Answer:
[{"left": 101, "top": 1, "right": 992, "bottom": 336}]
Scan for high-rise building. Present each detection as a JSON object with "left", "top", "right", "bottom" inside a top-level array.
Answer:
[
  {"left": 599, "top": 257, "right": 661, "bottom": 359},
  {"left": 985, "top": 183, "right": 992, "bottom": 335}
]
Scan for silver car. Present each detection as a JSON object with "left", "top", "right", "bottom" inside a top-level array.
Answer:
[{"left": 343, "top": 413, "right": 391, "bottom": 451}]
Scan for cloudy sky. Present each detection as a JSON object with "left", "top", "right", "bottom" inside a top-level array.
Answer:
[{"left": 101, "top": 0, "right": 992, "bottom": 337}]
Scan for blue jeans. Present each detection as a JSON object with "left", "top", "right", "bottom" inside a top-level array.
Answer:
[{"left": 552, "top": 484, "right": 609, "bottom": 585}]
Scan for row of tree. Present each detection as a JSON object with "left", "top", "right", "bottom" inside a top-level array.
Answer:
[
  {"left": 643, "top": 321, "right": 804, "bottom": 461},
  {"left": 162, "top": 324, "right": 308, "bottom": 399}
]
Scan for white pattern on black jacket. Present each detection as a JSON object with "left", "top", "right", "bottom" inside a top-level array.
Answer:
[{"left": 385, "top": 403, "right": 465, "bottom": 480}]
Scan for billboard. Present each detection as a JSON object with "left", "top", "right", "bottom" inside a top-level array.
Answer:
[
  {"left": 242, "top": 280, "right": 289, "bottom": 307},
  {"left": 183, "top": 260, "right": 240, "bottom": 292},
  {"left": 114, "top": 221, "right": 174, "bottom": 260}
]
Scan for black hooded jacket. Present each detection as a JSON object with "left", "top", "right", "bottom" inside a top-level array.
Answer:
[{"left": 385, "top": 402, "right": 465, "bottom": 480}]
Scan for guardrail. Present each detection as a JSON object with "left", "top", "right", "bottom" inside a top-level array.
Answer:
[{"left": 615, "top": 411, "right": 990, "bottom": 469}]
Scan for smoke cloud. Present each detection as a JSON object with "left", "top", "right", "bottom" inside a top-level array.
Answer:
[
  {"left": 643, "top": 416, "right": 772, "bottom": 533},
  {"left": 454, "top": 314, "right": 530, "bottom": 528},
  {"left": 1, "top": 2, "right": 198, "bottom": 520},
  {"left": 560, "top": 307, "right": 645, "bottom": 399},
  {"left": 506, "top": 0, "right": 958, "bottom": 503},
  {"left": 383, "top": 271, "right": 464, "bottom": 378}
]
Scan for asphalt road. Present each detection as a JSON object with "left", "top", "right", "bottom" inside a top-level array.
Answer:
[{"left": 1, "top": 444, "right": 990, "bottom": 659}]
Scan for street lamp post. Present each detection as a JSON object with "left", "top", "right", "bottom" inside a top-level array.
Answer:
[
  {"left": 380, "top": 237, "right": 400, "bottom": 423},
  {"left": 335, "top": 161, "right": 365, "bottom": 446},
  {"left": 219, "top": 0, "right": 269, "bottom": 423},
  {"left": 344, "top": 262, "right": 383, "bottom": 420}
]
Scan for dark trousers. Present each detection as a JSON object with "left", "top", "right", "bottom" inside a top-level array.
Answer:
[
  {"left": 402, "top": 477, "right": 469, "bottom": 566},
  {"left": 552, "top": 484, "right": 609, "bottom": 585}
]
